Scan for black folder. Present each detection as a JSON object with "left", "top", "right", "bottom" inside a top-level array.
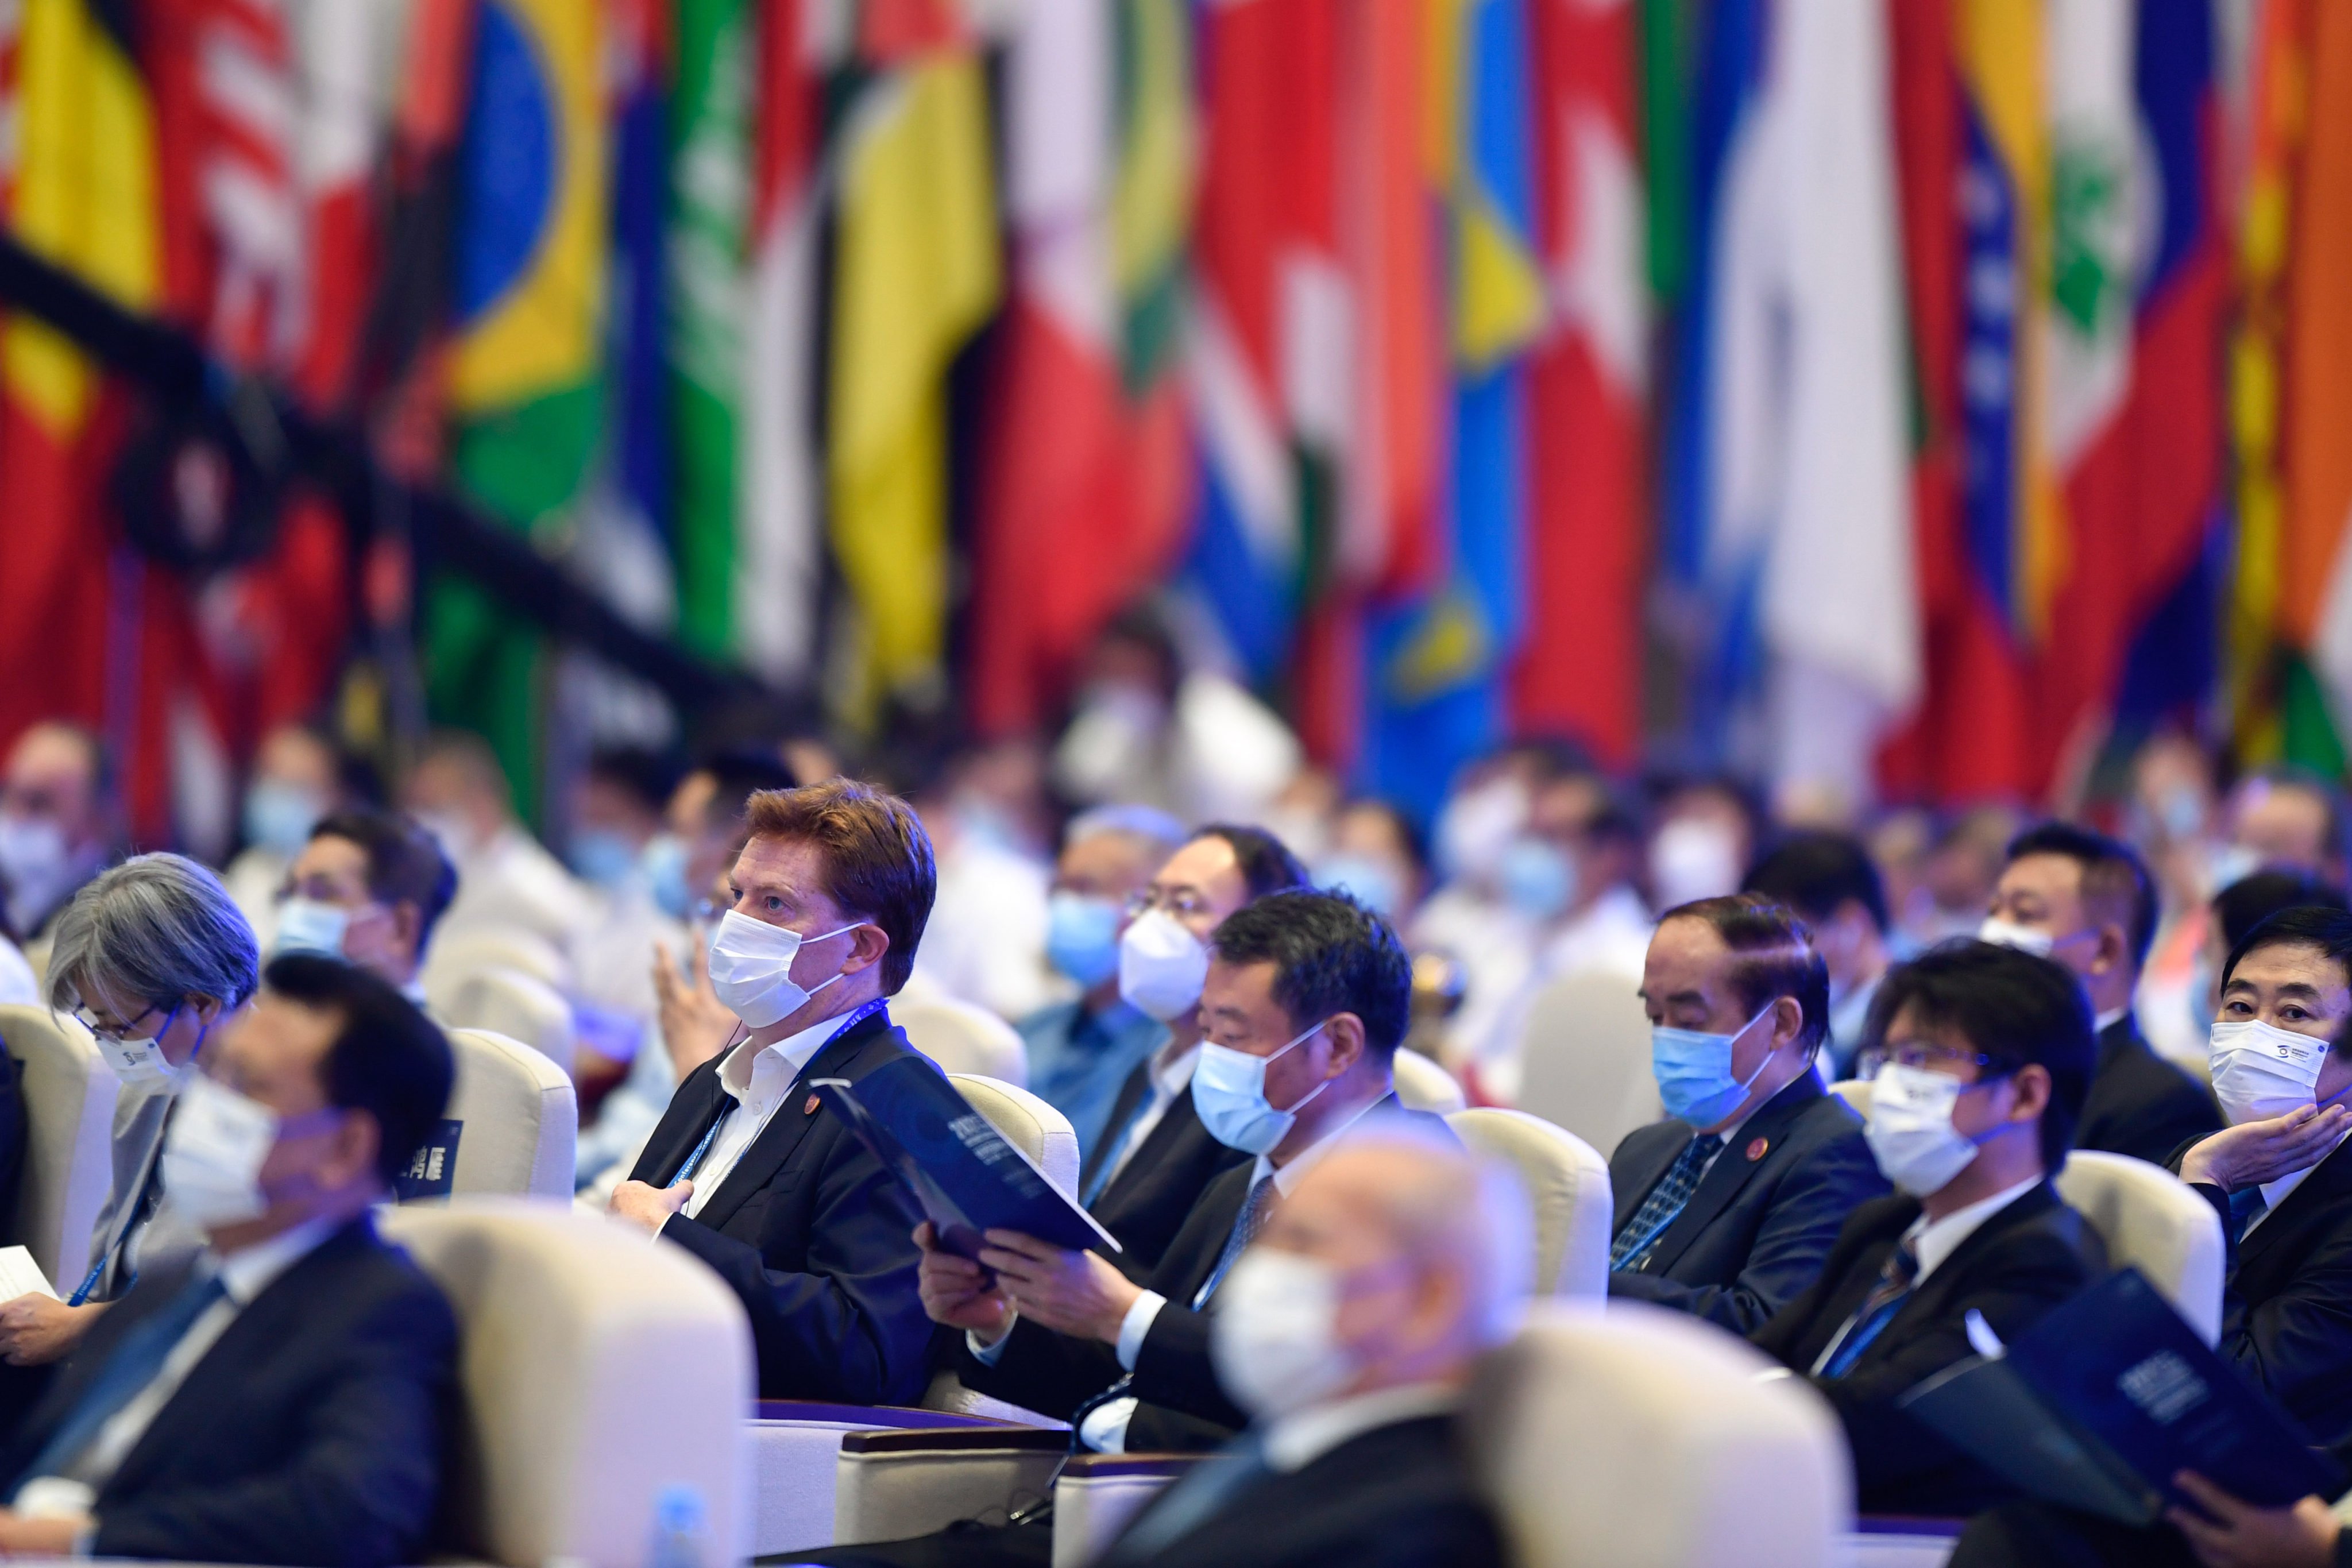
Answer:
[
  {"left": 812, "top": 1057, "right": 1120, "bottom": 1262},
  {"left": 1897, "top": 1268, "right": 2343, "bottom": 1524}
]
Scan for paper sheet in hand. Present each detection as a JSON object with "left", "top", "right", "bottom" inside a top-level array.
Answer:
[
  {"left": 812, "top": 1058, "right": 1119, "bottom": 1261},
  {"left": 1899, "top": 1268, "right": 2342, "bottom": 1524},
  {"left": 0, "top": 1246, "right": 57, "bottom": 1303}
]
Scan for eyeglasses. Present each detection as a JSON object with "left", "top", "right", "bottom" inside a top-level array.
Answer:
[
  {"left": 1124, "top": 886, "right": 1216, "bottom": 920},
  {"left": 1874, "top": 1039, "right": 2011, "bottom": 1077},
  {"left": 72, "top": 1001, "right": 173, "bottom": 1045}
]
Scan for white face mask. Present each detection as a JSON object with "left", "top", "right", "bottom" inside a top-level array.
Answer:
[
  {"left": 88, "top": 1003, "right": 203, "bottom": 1087},
  {"left": 705, "top": 909, "right": 861, "bottom": 1029},
  {"left": 1977, "top": 917, "right": 2056, "bottom": 957},
  {"left": 1118, "top": 909, "right": 1211, "bottom": 1022},
  {"left": 272, "top": 897, "right": 352, "bottom": 961},
  {"left": 1864, "top": 1062, "right": 2019, "bottom": 1198},
  {"left": 159, "top": 1075, "right": 281, "bottom": 1228},
  {"left": 1434, "top": 779, "right": 1527, "bottom": 885},
  {"left": 2209, "top": 1017, "right": 2335, "bottom": 1126},
  {"left": 0, "top": 815, "right": 75, "bottom": 926},
  {"left": 1650, "top": 818, "right": 1744, "bottom": 912},
  {"left": 1210, "top": 1248, "right": 1357, "bottom": 1420}
]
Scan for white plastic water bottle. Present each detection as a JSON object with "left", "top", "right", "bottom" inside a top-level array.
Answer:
[{"left": 646, "top": 1484, "right": 709, "bottom": 1568}]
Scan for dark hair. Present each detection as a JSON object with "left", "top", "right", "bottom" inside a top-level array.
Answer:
[
  {"left": 1192, "top": 824, "right": 1312, "bottom": 901},
  {"left": 2242, "top": 764, "right": 2352, "bottom": 867},
  {"left": 2214, "top": 871, "right": 2352, "bottom": 952},
  {"left": 586, "top": 746, "right": 684, "bottom": 814},
  {"left": 1335, "top": 798, "right": 1429, "bottom": 877},
  {"left": 261, "top": 953, "right": 455, "bottom": 1184},
  {"left": 1864, "top": 940, "right": 2096, "bottom": 1170},
  {"left": 1741, "top": 831, "right": 1889, "bottom": 934},
  {"left": 1210, "top": 890, "right": 1413, "bottom": 1057},
  {"left": 309, "top": 810, "right": 459, "bottom": 948},
  {"left": 1660, "top": 894, "right": 1832, "bottom": 1061},
  {"left": 701, "top": 749, "right": 802, "bottom": 831},
  {"left": 743, "top": 780, "right": 935, "bottom": 992},
  {"left": 2220, "top": 905, "right": 2352, "bottom": 994},
  {"left": 2004, "top": 821, "right": 2158, "bottom": 971}
]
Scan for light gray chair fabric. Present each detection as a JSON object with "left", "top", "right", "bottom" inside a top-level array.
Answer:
[
  {"left": 1447, "top": 1108, "right": 1611, "bottom": 1300},
  {"left": 1513, "top": 968, "right": 1661, "bottom": 1159},
  {"left": 434, "top": 967, "right": 578, "bottom": 1079},
  {"left": 1392, "top": 1049, "right": 1469, "bottom": 1113},
  {"left": 434, "top": 1030, "right": 578, "bottom": 1202},
  {"left": 0, "top": 1005, "right": 117, "bottom": 1290}
]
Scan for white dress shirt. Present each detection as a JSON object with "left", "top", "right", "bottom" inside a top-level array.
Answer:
[
  {"left": 673, "top": 1011, "right": 848, "bottom": 1222},
  {"left": 1907, "top": 1175, "right": 2043, "bottom": 1283},
  {"left": 14, "top": 1215, "right": 346, "bottom": 1521},
  {"left": 1091, "top": 1040, "right": 1202, "bottom": 1195}
]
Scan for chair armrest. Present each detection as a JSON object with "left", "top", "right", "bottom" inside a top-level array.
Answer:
[
  {"left": 1049, "top": 1454, "right": 1209, "bottom": 1568},
  {"left": 1840, "top": 1516, "right": 1963, "bottom": 1568},
  {"left": 833, "top": 1427, "right": 1075, "bottom": 1547},
  {"left": 747, "top": 1405, "right": 1048, "bottom": 1559}
]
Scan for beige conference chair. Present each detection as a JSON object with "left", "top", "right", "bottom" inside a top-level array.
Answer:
[
  {"left": 0, "top": 1004, "right": 118, "bottom": 1290},
  {"left": 894, "top": 994, "right": 1030, "bottom": 1085},
  {"left": 381, "top": 1200, "right": 751, "bottom": 1568},
  {"left": 1513, "top": 968, "right": 1661, "bottom": 1161},
  {"left": 423, "top": 928, "right": 573, "bottom": 992},
  {"left": 746, "top": 1074, "right": 1077, "bottom": 1559},
  {"left": 424, "top": 1029, "right": 578, "bottom": 1202},
  {"left": 1009, "top": 1299, "right": 1855, "bottom": 1568},
  {"left": 1447, "top": 1107, "right": 1612, "bottom": 1301},
  {"left": 1391, "top": 1048, "right": 1468, "bottom": 1113},
  {"left": 432, "top": 966, "right": 578, "bottom": 1080}
]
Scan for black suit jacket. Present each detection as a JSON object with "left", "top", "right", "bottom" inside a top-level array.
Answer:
[
  {"left": 1100, "top": 1414, "right": 1504, "bottom": 1568},
  {"left": 628, "top": 1007, "right": 934, "bottom": 1404},
  {"left": 2076, "top": 1015, "right": 2221, "bottom": 1168},
  {"left": 2173, "top": 1134, "right": 2352, "bottom": 1451},
  {"left": 1085, "top": 1071, "right": 1249, "bottom": 1279},
  {"left": 963, "top": 1098, "right": 1447, "bottom": 1452},
  {"left": 1606, "top": 1071, "right": 1890, "bottom": 1332},
  {"left": 1751, "top": 1181, "right": 2108, "bottom": 1517},
  {"left": 0, "top": 1215, "right": 455, "bottom": 1568}
]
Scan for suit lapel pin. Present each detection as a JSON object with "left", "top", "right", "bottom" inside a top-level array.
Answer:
[
  {"left": 805, "top": 1094, "right": 821, "bottom": 1116},
  {"left": 1745, "top": 1137, "right": 1769, "bottom": 1162}
]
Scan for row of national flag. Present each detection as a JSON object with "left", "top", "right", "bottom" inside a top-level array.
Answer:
[{"left": 6, "top": 0, "right": 2352, "bottom": 835}]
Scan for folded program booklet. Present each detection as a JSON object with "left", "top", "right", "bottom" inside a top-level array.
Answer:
[
  {"left": 1898, "top": 1267, "right": 2343, "bottom": 1524},
  {"left": 812, "top": 1058, "right": 1121, "bottom": 1262},
  {"left": 0, "top": 1246, "right": 56, "bottom": 1304}
]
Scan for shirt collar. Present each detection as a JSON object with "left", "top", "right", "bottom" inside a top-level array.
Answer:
[
  {"left": 211, "top": 1213, "right": 347, "bottom": 1306},
  {"left": 1150, "top": 1037, "right": 1199, "bottom": 1098},
  {"left": 1905, "top": 1176, "right": 2041, "bottom": 1283},
  {"left": 2094, "top": 1006, "right": 2131, "bottom": 1035},
  {"left": 1254, "top": 1092, "right": 1388, "bottom": 1198},
  {"left": 1262, "top": 1381, "right": 1461, "bottom": 1473},
  {"left": 719, "top": 1010, "right": 853, "bottom": 1103}
]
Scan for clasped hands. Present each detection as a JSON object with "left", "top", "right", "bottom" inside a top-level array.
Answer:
[{"left": 913, "top": 1222, "right": 1142, "bottom": 1349}]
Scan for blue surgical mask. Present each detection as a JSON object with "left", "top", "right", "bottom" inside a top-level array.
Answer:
[
  {"left": 1498, "top": 836, "right": 1577, "bottom": 920},
  {"left": 242, "top": 780, "right": 325, "bottom": 858},
  {"left": 272, "top": 897, "right": 352, "bottom": 960},
  {"left": 1652, "top": 1005, "right": 1777, "bottom": 1127},
  {"left": 1194, "top": 1021, "right": 1333, "bottom": 1155},
  {"left": 1315, "top": 854, "right": 1404, "bottom": 918},
  {"left": 569, "top": 828, "right": 639, "bottom": 889},
  {"left": 1045, "top": 891, "right": 1122, "bottom": 988},
  {"left": 642, "top": 833, "right": 693, "bottom": 920}
]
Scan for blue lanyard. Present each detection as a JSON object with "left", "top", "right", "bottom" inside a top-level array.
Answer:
[{"left": 674, "top": 998, "right": 891, "bottom": 1185}]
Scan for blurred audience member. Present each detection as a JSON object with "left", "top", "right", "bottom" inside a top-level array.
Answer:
[
  {"left": 1983, "top": 824, "right": 2220, "bottom": 1165},
  {"left": 219, "top": 725, "right": 350, "bottom": 949},
  {"left": 1752, "top": 940, "right": 2104, "bottom": 1517},
  {"left": 1611, "top": 896, "right": 1886, "bottom": 1331},
  {"left": 910, "top": 743, "right": 1055, "bottom": 1022},
  {"left": 1314, "top": 799, "right": 1428, "bottom": 923},
  {"left": 1022, "top": 806, "right": 1188, "bottom": 1156},
  {"left": 0, "top": 906, "right": 34, "bottom": 1007},
  {"left": 0, "top": 722, "right": 115, "bottom": 945},
  {"left": 271, "top": 813, "right": 457, "bottom": 1002},
  {"left": 2175, "top": 907, "right": 2352, "bottom": 1453},
  {"left": 2223, "top": 767, "right": 2351, "bottom": 887},
  {"left": 1866, "top": 808, "right": 1936, "bottom": 953},
  {"left": 2122, "top": 735, "right": 2226, "bottom": 1057},
  {"left": 563, "top": 748, "right": 687, "bottom": 1096},
  {"left": 400, "top": 731, "right": 584, "bottom": 955},
  {"left": 1052, "top": 604, "right": 1303, "bottom": 825},
  {"left": 13, "top": 856, "right": 260, "bottom": 1374},
  {"left": 1742, "top": 831, "right": 1894, "bottom": 1076},
  {"left": 1646, "top": 775, "right": 1758, "bottom": 913},
  {"left": 1084, "top": 827, "right": 1308, "bottom": 1273},
  {"left": 1912, "top": 806, "right": 2022, "bottom": 948},
  {"left": 0, "top": 955, "right": 457, "bottom": 1566},
  {"left": 1454, "top": 765, "right": 1650, "bottom": 1103},
  {"left": 565, "top": 747, "right": 678, "bottom": 892},
  {"left": 1262, "top": 767, "right": 1341, "bottom": 872},
  {"left": 609, "top": 781, "right": 940, "bottom": 1402}
]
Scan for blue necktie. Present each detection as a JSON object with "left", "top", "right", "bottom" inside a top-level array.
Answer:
[
  {"left": 1818, "top": 1242, "right": 1920, "bottom": 1380},
  {"left": 1610, "top": 1134, "right": 1723, "bottom": 1271},
  {"left": 2229, "top": 1186, "right": 2269, "bottom": 1242},
  {"left": 21, "top": 1270, "right": 229, "bottom": 1484},
  {"left": 1083, "top": 1087, "right": 1151, "bottom": 1207},
  {"left": 1192, "top": 1175, "right": 1275, "bottom": 1310}
]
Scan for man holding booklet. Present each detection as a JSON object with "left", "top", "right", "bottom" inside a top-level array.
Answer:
[{"left": 605, "top": 781, "right": 939, "bottom": 1405}]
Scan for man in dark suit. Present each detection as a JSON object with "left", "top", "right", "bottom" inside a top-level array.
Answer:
[
  {"left": 1752, "top": 940, "right": 2107, "bottom": 1518},
  {"left": 1985, "top": 822, "right": 2220, "bottom": 1165},
  {"left": 1741, "top": 829, "right": 1895, "bottom": 1076},
  {"left": 0, "top": 953, "right": 457, "bottom": 1565},
  {"left": 1608, "top": 894, "right": 1889, "bottom": 1332},
  {"left": 1081, "top": 826, "right": 1306, "bottom": 1275},
  {"left": 608, "top": 779, "right": 939, "bottom": 1404}
]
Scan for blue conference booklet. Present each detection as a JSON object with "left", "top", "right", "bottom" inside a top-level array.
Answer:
[
  {"left": 812, "top": 1058, "right": 1119, "bottom": 1263},
  {"left": 1899, "top": 1268, "right": 2343, "bottom": 1524}
]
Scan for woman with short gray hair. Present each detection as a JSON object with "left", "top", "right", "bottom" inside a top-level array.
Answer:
[{"left": 0, "top": 853, "right": 258, "bottom": 1367}]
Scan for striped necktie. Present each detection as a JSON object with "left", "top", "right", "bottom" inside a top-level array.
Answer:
[
  {"left": 1193, "top": 1175, "right": 1276, "bottom": 1310},
  {"left": 1610, "top": 1134, "right": 1723, "bottom": 1272}
]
